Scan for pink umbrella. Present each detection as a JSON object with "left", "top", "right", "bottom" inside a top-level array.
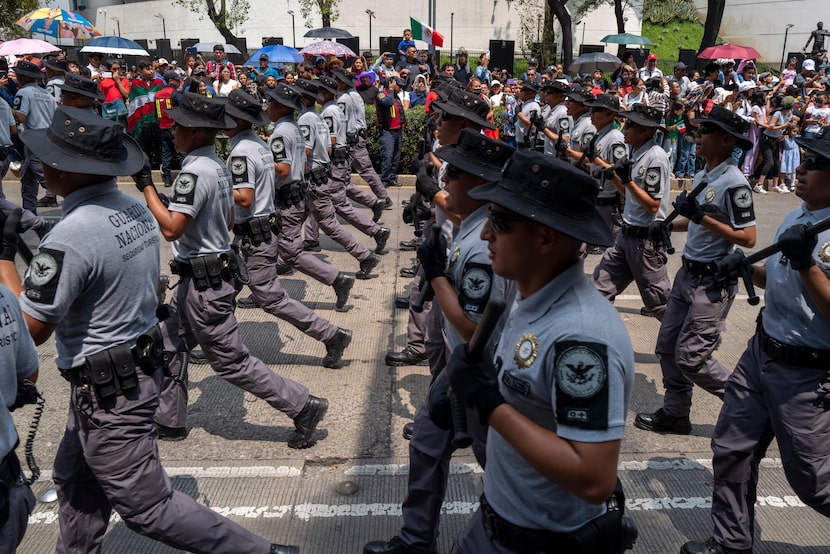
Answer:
[
  {"left": 0, "top": 38, "right": 60, "bottom": 56},
  {"left": 698, "top": 43, "right": 761, "bottom": 61},
  {"left": 300, "top": 40, "right": 356, "bottom": 58}
]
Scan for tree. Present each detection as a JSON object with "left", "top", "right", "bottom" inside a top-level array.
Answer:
[
  {"left": 174, "top": 0, "right": 250, "bottom": 48},
  {"left": 0, "top": 0, "right": 39, "bottom": 40},
  {"left": 699, "top": 0, "right": 725, "bottom": 52},
  {"left": 298, "top": 0, "right": 340, "bottom": 28},
  {"left": 548, "top": 0, "right": 575, "bottom": 68}
]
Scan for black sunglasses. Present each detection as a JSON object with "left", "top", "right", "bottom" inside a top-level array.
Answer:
[
  {"left": 445, "top": 164, "right": 468, "bottom": 180},
  {"left": 440, "top": 111, "right": 456, "bottom": 122},
  {"left": 697, "top": 124, "right": 720, "bottom": 135},
  {"left": 487, "top": 205, "right": 531, "bottom": 233},
  {"left": 804, "top": 154, "right": 830, "bottom": 171}
]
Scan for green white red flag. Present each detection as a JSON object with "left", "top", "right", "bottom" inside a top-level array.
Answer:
[{"left": 410, "top": 17, "right": 444, "bottom": 47}]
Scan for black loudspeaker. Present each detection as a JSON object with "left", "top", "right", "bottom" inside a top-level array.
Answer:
[
  {"left": 626, "top": 49, "right": 648, "bottom": 69},
  {"left": 338, "top": 37, "right": 359, "bottom": 58},
  {"left": 180, "top": 38, "right": 199, "bottom": 52},
  {"left": 262, "top": 37, "right": 283, "bottom": 46},
  {"left": 678, "top": 48, "right": 697, "bottom": 70},
  {"left": 379, "top": 36, "right": 399, "bottom": 58},
  {"left": 488, "top": 39, "right": 515, "bottom": 76},
  {"left": 134, "top": 39, "right": 150, "bottom": 54},
  {"left": 155, "top": 39, "right": 172, "bottom": 63},
  {"left": 231, "top": 37, "right": 247, "bottom": 64},
  {"left": 579, "top": 44, "right": 604, "bottom": 56}
]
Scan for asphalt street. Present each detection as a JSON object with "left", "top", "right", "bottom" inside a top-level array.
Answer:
[{"left": 7, "top": 173, "right": 829, "bottom": 554}]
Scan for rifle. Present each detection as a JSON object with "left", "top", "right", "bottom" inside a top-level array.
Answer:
[
  {"left": 725, "top": 215, "right": 830, "bottom": 306},
  {"left": 655, "top": 179, "right": 709, "bottom": 255}
]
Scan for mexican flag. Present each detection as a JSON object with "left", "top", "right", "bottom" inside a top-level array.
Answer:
[{"left": 410, "top": 17, "right": 444, "bottom": 47}]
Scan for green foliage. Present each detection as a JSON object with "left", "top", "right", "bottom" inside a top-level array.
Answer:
[
  {"left": 174, "top": 0, "right": 250, "bottom": 38},
  {"left": 0, "top": 0, "right": 39, "bottom": 40},
  {"left": 298, "top": 0, "right": 340, "bottom": 28},
  {"left": 643, "top": 0, "right": 698, "bottom": 24},
  {"left": 643, "top": 19, "right": 704, "bottom": 68},
  {"left": 365, "top": 104, "right": 428, "bottom": 174}
]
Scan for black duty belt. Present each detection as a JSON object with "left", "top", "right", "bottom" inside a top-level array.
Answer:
[
  {"left": 479, "top": 494, "right": 571, "bottom": 553},
  {"left": 596, "top": 193, "right": 621, "bottom": 206},
  {"left": 681, "top": 256, "right": 719, "bottom": 276},
  {"left": 757, "top": 313, "right": 830, "bottom": 369},
  {"left": 233, "top": 214, "right": 277, "bottom": 243},
  {"left": 170, "top": 253, "right": 237, "bottom": 291},
  {"left": 621, "top": 223, "right": 650, "bottom": 239}
]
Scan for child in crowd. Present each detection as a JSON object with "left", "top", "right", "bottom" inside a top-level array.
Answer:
[
  {"left": 778, "top": 125, "right": 800, "bottom": 193},
  {"left": 397, "top": 29, "right": 415, "bottom": 63}
]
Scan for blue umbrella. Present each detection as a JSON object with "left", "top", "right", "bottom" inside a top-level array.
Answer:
[
  {"left": 244, "top": 44, "right": 303, "bottom": 67},
  {"left": 81, "top": 36, "right": 150, "bottom": 56}
]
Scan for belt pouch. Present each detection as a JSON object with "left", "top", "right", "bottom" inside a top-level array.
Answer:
[
  {"left": 249, "top": 218, "right": 265, "bottom": 245},
  {"left": 204, "top": 255, "right": 223, "bottom": 287},
  {"left": 189, "top": 257, "right": 210, "bottom": 290},
  {"left": 0, "top": 452, "right": 20, "bottom": 528},
  {"left": 86, "top": 349, "right": 118, "bottom": 400},
  {"left": 109, "top": 344, "right": 139, "bottom": 392}
]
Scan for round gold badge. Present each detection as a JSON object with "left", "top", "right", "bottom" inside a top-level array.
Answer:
[{"left": 514, "top": 334, "right": 538, "bottom": 368}]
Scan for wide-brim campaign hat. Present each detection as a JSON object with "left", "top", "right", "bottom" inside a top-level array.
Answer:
[
  {"left": 167, "top": 92, "right": 235, "bottom": 129},
  {"left": 20, "top": 105, "right": 144, "bottom": 176},
  {"left": 796, "top": 127, "right": 830, "bottom": 161},
  {"left": 266, "top": 83, "right": 303, "bottom": 111},
  {"left": 690, "top": 104, "right": 752, "bottom": 151},
  {"left": 434, "top": 128, "right": 515, "bottom": 182},
  {"left": 566, "top": 84, "right": 594, "bottom": 104},
  {"left": 317, "top": 75, "right": 340, "bottom": 96},
  {"left": 584, "top": 93, "right": 621, "bottom": 113},
  {"left": 468, "top": 150, "right": 613, "bottom": 247},
  {"left": 43, "top": 59, "right": 68, "bottom": 73},
  {"left": 624, "top": 103, "right": 665, "bottom": 131},
  {"left": 431, "top": 88, "right": 496, "bottom": 130},
  {"left": 542, "top": 79, "right": 570, "bottom": 94},
  {"left": 60, "top": 73, "right": 105, "bottom": 101},
  {"left": 224, "top": 89, "right": 269, "bottom": 126},
  {"left": 521, "top": 81, "right": 540, "bottom": 93},
  {"left": 295, "top": 78, "right": 324, "bottom": 101},
  {"left": 331, "top": 68, "right": 355, "bottom": 88},
  {"left": 13, "top": 61, "right": 43, "bottom": 79}
]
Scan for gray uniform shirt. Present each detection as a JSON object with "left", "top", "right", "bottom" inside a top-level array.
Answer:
[
  {"left": 763, "top": 204, "right": 830, "bottom": 349},
  {"left": 485, "top": 261, "right": 634, "bottom": 532},
  {"left": 322, "top": 100, "right": 347, "bottom": 147},
  {"left": 229, "top": 129, "right": 274, "bottom": 222},
  {"left": 569, "top": 112, "right": 595, "bottom": 154},
  {"left": 269, "top": 116, "right": 306, "bottom": 186},
  {"left": 169, "top": 146, "right": 234, "bottom": 261},
  {"left": 443, "top": 205, "right": 511, "bottom": 353},
  {"left": 515, "top": 99, "right": 541, "bottom": 146},
  {"left": 298, "top": 107, "right": 331, "bottom": 169},
  {"left": 622, "top": 139, "right": 671, "bottom": 226},
  {"left": 46, "top": 76, "right": 64, "bottom": 103},
  {"left": 0, "top": 101, "right": 14, "bottom": 147},
  {"left": 13, "top": 82, "right": 56, "bottom": 131},
  {"left": 684, "top": 159, "right": 755, "bottom": 262},
  {"left": 542, "top": 102, "right": 570, "bottom": 156},
  {"left": 0, "top": 284, "right": 38, "bottom": 458},
  {"left": 592, "top": 123, "right": 627, "bottom": 198},
  {"left": 19, "top": 181, "right": 160, "bottom": 368},
  {"left": 348, "top": 89, "right": 367, "bottom": 130},
  {"left": 337, "top": 91, "right": 359, "bottom": 134}
]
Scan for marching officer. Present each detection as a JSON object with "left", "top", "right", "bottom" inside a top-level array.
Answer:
[
  {"left": 141, "top": 92, "right": 329, "bottom": 451},
  {"left": 593, "top": 104, "right": 672, "bottom": 320},
  {"left": 636, "top": 106, "right": 756, "bottom": 434},
  {"left": 5, "top": 105, "right": 299, "bottom": 553},
  {"left": 223, "top": 88, "right": 352, "bottom": 368},
  {"left": 515, "top": 81, "right": 541, "bottom": 150},
  {"left": 540, "top": 80, "right": 571, "bottom": 157},
  {"left": 447, "top": 152, "right": 636, "bottom": 553},
  {"left": 681, "top": 122, "right": 830, "bottom": 554}
]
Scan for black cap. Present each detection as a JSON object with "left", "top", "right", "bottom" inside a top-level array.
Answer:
[
  {"left": 60, "top": 73, "right": 105, "bottom": 100},
  {"left": 542, "top": 80, "right": 570, "bottom": 94},
  {"left": 224, "top": 89, "right": 269, "bottom": 126},
  {"left": 13, "top": 61, "right": 43, "bottom": 79},
  {"left": 163, "top": 70, "right": 181, "bottom": 82},
  {"left": 434, "top": 129, "right": 515, "bottom": 182},
  {"left": 566, "top": 84, "right": 594, "bottom": 104},
  {"left": 690, "top": 105, "right": 752, "bottom": 150},
  {"left": 43, "top": 58, "right": 69, "bottom": 73},
  {"left": 266, "top": 83, "right": 303, "bottom": 111},
  {"left": 167, "top": 92, "right": 235, "bottom": 129},
  {"left": 295, "top": 78, "right": 324, "bottom": 101},
  {"left": 317, "top": 75, "right": 340, "bottom": 96},
  {"left": 431, "top": 88, "right": 496, "bottom": 130},
  {"left": 584, "top": 93, "right": 621, "bottom": 113},
  {"left": 624, "top": 103, "right": 665, "bottom": 130},
  {"left": 331, "top": 67, "right": 355, "bottom": 88}
]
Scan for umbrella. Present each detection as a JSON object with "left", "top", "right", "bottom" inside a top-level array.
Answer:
[
  {"left": 81, "top": 36, "right": 150, "bottom": 57},
  {"left": 601, "top": 33, "right": 654, "bottom": 46},
  {"left": 191, "top": 42, "right": 242, "bottom": 55},
  {"left": 15, "top": 8, "right": 100, "bottom": 40},
  {"left": 698, "top": 43, "right": 761, "bottom": 60},
  {"left": 300, "top": 41, "right": 356, "bottom": 58},
  {"left": 568, "top": 52, "right": 623, "bottom": 74},
  {"left": 0, "top": 38, "right": 60, "bottom": 57},
  {"left": 243, "top": 44, "right": 303, "bottom": 67},
  {"left": 303, "top": 27, "right": 353, "bottom": 39}
]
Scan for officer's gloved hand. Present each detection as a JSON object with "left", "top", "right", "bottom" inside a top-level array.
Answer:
[
  {"left": 648, "top": 220, "right": 671, "bottom": 241},
  {"left": 427, "top": 378, "right": 451, "bottom": 431},
  {"left": 415, "top": 163, "right": 439, "bottom": 202},
  {"left": 614, "top": 159, "right": 634, "bottom": 184},
  {"left": 409, "top": 156, "right": 424, "bottom": 175},
  {"left": 132, "top": 153, "right": 155, "bottom": 192},
  {"left": 446, "top": 344, "right": 505, "bottom": 425},
  {"left": 0, "top": 208, "right": 21, "bottom": 262},
  {"left": 779, "top": 223, "right": 817, "bottom": 270},
  {"left": 416, "top": 233, "right": 447, "bottom": 282},
  {"left": 673, "top": 190, "right": 704, "bottom": 224},
  {"left": 715, "top": 249, "right": 750, "bottom": 282}
]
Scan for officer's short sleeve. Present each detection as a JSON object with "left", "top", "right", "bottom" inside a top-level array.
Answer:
[
  {"left": 167, "top": 171, "right": 203, "bottom": 217},
  {"left": 726, "top": 185, "right": 755, "bottom": 228},
  {"left": 12, "top": 92, "right": 28, "bottom": 115},
  {"left": 229, "top": 155, "right": 255, "bottom": 190},
  {"left": 19, "top": 241, "right": 90, "bottom": 325},
  {"left": 0, "top": 285, "right": 38, "bottom": 380}
]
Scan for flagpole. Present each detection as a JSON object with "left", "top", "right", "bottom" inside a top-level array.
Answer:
[{"left": 428, "top": 0, "right": 436, "bottom": 58}]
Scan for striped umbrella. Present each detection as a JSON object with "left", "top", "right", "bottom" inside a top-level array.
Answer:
[{"left": 16, "top": 8, "right": 100, "bottom": 40}]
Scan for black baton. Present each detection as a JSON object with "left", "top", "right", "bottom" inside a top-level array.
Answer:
[
  {"left": 660, "top": 179, "right": 710, "bottom": 255},
  {"left": 411, "top": 223, "right": 441, "bottom": 313},
  {"left": 449, "top": 298, "right": 507, "bottom": 449}
]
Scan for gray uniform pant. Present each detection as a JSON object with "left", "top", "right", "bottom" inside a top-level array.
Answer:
[
  {"left": 399, "top": 368, "right": 488, "bottom": 548},
  {"left": 20, "top": 146, "right": 43, "bottom": 214},
  {"left": 156, "top": 277, "right": 309, "bottom": 429},
  {"left": 406, "top": 268, "right": 430, "bottom": 356},
  {"left": 592, "top": 233, "right": 671, "bottom": 321},
  {"left": 0, "top": 153, "right": 9, "bottom": 200},
  {"left": 350, "top": 136, "right": 388, "bottom": 201},
  {"left": 305, "top": 180, "right": 373, "bottom": 262},
  {"left": 329, "top": 163, "right": 381, "bottom": 237},
  {"left": 451, "top": 509, "right": 514, "bottom": 554},
  {"left": 346, "top": 181, "right": 381, "bottom": 209},
  {"left": 711, "top": 334, "right": 830, "bottom": 550},
  {"left": 243, "top": 234, "right": 338, "bottom": 343},
  {"left": 56, "top": 368, "right": 271, "bottom": 554},
  {"left": 0, "top": 470, "right": 35, "bottom": 553},
  {"left": 655, "top": 268, "right": 735, "bottom": 418},
  {"left": 595, "top": 202, "right": 622, "bottom": 241},
  {"left": 280, "top": 199, "right": 339, "bottom": 285}
]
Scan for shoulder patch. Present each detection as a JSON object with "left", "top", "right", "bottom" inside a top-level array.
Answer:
[
  {"left": 24, "top": 248, "right": 64, "bottom": 305},
  {"left": 554, "top": 341, "right": 610, "bottom": 430},
  {"left": 172, "top": 172, "right": 197, "bottom": 205},
  {"left": 558, "top": 117, "right": 571, "bottom": 133},
  {"left": 12, "top": 96, "right": 21, "bottom": 110},
  {"left": 324, "top": 116, "right": 334, "bottom": 133},
  {"left": 581, "top": 132, "right": 595, "bottom": 149},
  {"left": 458, "top": 262, "right": 493, "bottom": 315},
  {"left": 611, "top": 143, "right": 627, "bottom": 162},
  {"left": 729, "top": 186, "right": 755, "bottom": 225},
  {"left": 644, "top": 166, "right": 662, "bottom": 195},
  {"left": 338, "top": 102, "right": 347, "bottom": 115},
  {"left": 270, "top": 137, "right": 287, "bottom": 161},
  {"left": 299, "top": 124, "right": 311, "bottom": 140},
  {"left": 229, "top": 156, "right": 249, "bottom": 185}
]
